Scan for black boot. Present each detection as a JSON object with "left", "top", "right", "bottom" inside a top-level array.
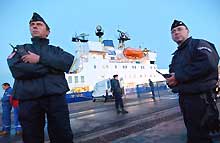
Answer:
[
  {"left": 121, "top": 109, "right": 128, "bottom": 114},
  {"left": 116, "top": 109, "right": 121, "bottom": 114}
]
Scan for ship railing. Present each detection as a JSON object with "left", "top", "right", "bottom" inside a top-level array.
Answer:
[{"left": 133, "top": 80, "right": 177, "bottom": 100}]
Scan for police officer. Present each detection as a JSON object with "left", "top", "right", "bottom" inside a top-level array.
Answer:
[
  {"left": 0, "top": 83, "right": 12, "bottom": 136},
  {"left": 111, "top": 75, "right": 128, "bottom": 114},
  {"left": 149, "top": 79, "right": 156, "bottom": 100},
  {"left": 7, "top": 13, "right": 74, "bottom": 143},
  {"left": 167, "top": 20, "right": 219, "bottom": 143}
]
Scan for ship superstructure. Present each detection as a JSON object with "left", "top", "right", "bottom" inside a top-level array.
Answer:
[{"left": 65, "top": 26, "right": 164, "bottom": 94}]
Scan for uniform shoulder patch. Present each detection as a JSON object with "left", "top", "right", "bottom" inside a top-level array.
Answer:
[{"left": 197, "top": 47, "right": 212, "bottom": 53}]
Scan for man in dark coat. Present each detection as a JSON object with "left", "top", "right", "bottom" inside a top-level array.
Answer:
[
  {"left": 7, "top": 12, "right": 74, "bottom": 143},
  {"left": 111, "top": 75, "right": 128, "bottom": 114},
  {"left": 167, "top": 20, "right": 219, "bottom": 143},
  {"left": 148, "top": 79, "right": 156, "bottom": 100}
]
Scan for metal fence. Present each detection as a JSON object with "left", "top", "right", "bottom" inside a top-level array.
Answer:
[{"left": 135, "top": 81, "right": 174, "bottom": 99}]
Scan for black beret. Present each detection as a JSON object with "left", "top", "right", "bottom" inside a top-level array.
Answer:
[
  {"left": 29, "top": 12, "right": 50, "bottom": 30},
  {"left": 171, "top": 20, "right": 188, "bottom": 31}
]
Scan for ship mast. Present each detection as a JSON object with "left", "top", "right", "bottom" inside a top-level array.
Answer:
[
  {"left": 95, "top": 25, "right": 104, "bottom": 42},
  {"left": 70, "top": 33, "right": 89, "bottom": 73},
  {"left": 117, "top": 29, "right": 130, "bottom": 49}
]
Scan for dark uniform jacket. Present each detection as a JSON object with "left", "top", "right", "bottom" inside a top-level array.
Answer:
[
  {"left": 169, "top": 37, "right": 219, "bottom": 94},
  {"left": 7, "top": 37, "right": 74, "bottom": 100},
  {"left": 111, "top": 79, "right": 122, "bottom": 95}
]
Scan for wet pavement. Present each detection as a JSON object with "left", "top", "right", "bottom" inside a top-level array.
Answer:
[
  {"left": 112, "top": 116, "right": 187, "bottom": 143},
  {"left": 0, "top": 90, "right": 219, "bottom": 143},
  {"left": 113, "top": 116, "right": 220, "bottom": 143}
]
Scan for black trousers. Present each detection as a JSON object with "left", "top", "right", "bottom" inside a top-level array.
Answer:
[
  {"left": 114, "top": 93, "right": 124, "bottom": 110},
  {"left": 19, "top": 95, "right": 73, "bottom": 143},
  {"left": 179, "top": 94, "right": 212, "bottom": 143}
]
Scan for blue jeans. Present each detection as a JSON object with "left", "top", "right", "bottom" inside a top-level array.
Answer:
[
  {"left": 2, "top": 101, "right": 12, "bottom": 132},
  {"left": 13, "top": 107, "right": 22, "bottom": 132}
]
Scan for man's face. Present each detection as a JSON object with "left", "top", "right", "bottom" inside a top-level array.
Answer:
[
  {"left": 171, "top": 26, "right": 189, "bottom": 45},
  {"left": 2, "top": 85, "right": 7, "bottom": 90},
  {"left": 29, "top": 21, "right": 50, "bottom": 38}
]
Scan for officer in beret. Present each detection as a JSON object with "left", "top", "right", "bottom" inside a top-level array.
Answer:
[
  {"left": 167, "top": 20, "right": 219, "bottom": 143},
  {"left": 7, "top": 12, "right": 74, "bottom": 143},
  {"left": 111, "top": 75, "right": 128, "bottom": 114}
]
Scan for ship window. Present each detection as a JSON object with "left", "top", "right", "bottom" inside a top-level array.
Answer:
[
  {"left": 115, "top": 65, "right": 117, "bottom": 69},
  {"left": 140, "top": 75, "right": 142, "bottom": 78},
  {"left": 81, "top": 76, "right": 85, "bottom": 83},
  {"left": 108, "top": 50, "right": 116, "bottom": 55},
  {"left": 111, "top": 57, "right": 115, "bottom": 60},
  {"left": 150, "top": 61, "right": 155, "bottom": 64},
  {"left": 94, "top": 65, "right": 96, "bottom": 69},
  {"left": 106, "top": 65, "right": 109, "bottom": 68},
  {"left": 75, "top": 76, "right": 78, "bottom": 83},
  {"left": 68, "top": 76, "right": 72, "bottom": 83}
]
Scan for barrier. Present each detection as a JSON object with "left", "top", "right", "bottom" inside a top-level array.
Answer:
[{"left": 136, "top": 81, "right": 169, "bottom": 99}]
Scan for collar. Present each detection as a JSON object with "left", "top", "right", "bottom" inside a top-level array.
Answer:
[
  {"left": 31, "top": 37, "right": 49, "bottom": 46},
  {"left": 172, "top": 37, "right": 192, "bottom": 55},
  {"left": 177, "top": 37, "right": 192, "bottom": 50},
  {"left": 5, "top": 87, "right": 11, "bottom": 92}
]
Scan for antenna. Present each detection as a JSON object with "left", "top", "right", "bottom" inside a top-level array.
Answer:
[{"left": 117, "top": 29, "right": 130, "bottom": 49}]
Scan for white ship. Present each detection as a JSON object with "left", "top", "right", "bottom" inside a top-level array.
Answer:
[{"left": 65, "top": 26, "right": 165, "bottom": 102}]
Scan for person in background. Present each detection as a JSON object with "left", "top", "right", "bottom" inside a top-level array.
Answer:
[
  {"left": 7, "top": 12, "right": 74, "bottom": 143},
  {"left": 9, "top": 95, "right": 22, "bottom": 135},
  {"left": 167, "top": 20, "right": 219, "bottom": 143},
  {"left": 149, "top": 79, "right": 156, "bottom": 101},
  {"left": 111, "top": 75, "right": 128, "bottom": 114},
  {"left": 0, "top": 83, "right": 12, "bottom": 136}
]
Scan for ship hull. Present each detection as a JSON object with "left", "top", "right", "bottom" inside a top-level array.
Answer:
[{"left": 65, "top": 82, "right": 168, "bottom": 103}]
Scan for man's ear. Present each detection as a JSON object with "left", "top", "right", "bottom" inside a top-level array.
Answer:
[{"left": 46, "top": 30, "right": 50, "bottom": 37}]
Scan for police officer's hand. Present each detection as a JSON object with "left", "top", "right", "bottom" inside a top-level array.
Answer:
[
  {"left": 21, "top": 51, "right": 40, "bottom": 64},
  {"left": 166, "top": 73, "right": 178, "bottom": 87}
]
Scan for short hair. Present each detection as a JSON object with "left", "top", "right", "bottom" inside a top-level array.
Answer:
[
  {"left": 113, "top": 75, "right": 118, "bottom": 78},
  {"left": 2, "top": 83, "right": 10, "bottom": 87}
]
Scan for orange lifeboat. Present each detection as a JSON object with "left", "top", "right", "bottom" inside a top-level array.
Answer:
[{"left": 123, "top": 48, "right": 144, "bottom": 59}]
